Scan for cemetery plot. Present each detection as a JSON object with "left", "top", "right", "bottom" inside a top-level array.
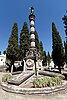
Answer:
[{"left": 8, "top": 71, "right": 34, "bottom": 85}]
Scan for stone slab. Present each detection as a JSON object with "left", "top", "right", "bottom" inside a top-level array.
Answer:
[
  {"left": 8, "top": 71, "right": 34, "bottom": 85},
  {"left": 39, "top": 71, "right": 65, "bottom": 79}
]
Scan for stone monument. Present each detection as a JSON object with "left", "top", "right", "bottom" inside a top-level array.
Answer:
[
  {"left": 4, "top": 6, "right": 44, "bottom": 85},
  {"left": 23, "top": 7, "right": 43, "bottom": 73}
]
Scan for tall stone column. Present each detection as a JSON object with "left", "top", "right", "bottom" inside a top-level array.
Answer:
[{"left": 29, "top": 7, "right": 35, "bottom": 48}]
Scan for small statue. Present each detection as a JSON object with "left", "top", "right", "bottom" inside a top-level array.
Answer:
[{"left": 30, "top": 6, "right": 34, "bottom": 14}]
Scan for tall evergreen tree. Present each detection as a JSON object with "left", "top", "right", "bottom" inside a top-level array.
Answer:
[
  {"left": 52, "top": 22, "right": 65, "bottom": 73},
  {"left": 3, "top": 50, "right": 6, "bottom": 55},
  {"left": 39, "top": 41, "right": 47, "bottom": 65},
  {"left": 65, "top": 43, "right": 67, "bottom": 64},
  {"left": 39, "top": 41, "right": 44, "bottom": 59},
  {"left": 42, "top": 51, "right": 47, "bottom": 66},
  {"left": 0, "top": 51, "right": 1, "bottom": 55},
  {"left": 20, "top": 22, "right": 30, "bottom": 60},
  {"left": 6, "top": 22, "right": 18, "bottom": 71},
  {"left": 47, "top": 51, "right": 51, "bottom": 67},
  {"left": 62, "top": 13, "right": 67, "bottom": 64},
  {"left": 34, "top": 31, "right": 39, "bottom": 51}
]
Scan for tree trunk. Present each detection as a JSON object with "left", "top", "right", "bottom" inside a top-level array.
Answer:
[{"left": 58, "top": 66, "right": 61, "bottom": 73}]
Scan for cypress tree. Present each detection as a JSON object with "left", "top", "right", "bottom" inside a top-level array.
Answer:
[
  {"left": 42, "top": 51, "right": 47, "bottom": 66},
  {"left": 6, "top": 22, "right": 18, "bottom": 71},
  {"left": 47, "top": 51, "right": 51, "bottom": 67},
  {"left": 3, "top": 50, "right": 6, "bottom": 55},
  {"left": 20, "top": 22, "right": 30, "bottom": 60},
  {"left": 65, "top": 43, "right": 67, "bottom": 64},
  {"left": 0, "top": 51, "right": 1, "bottom": 55},
  {"left": 39, "top": 41, "right": 47, "bottom": 66},
  {"left": 52, "top": 22, "right": 65, "bottom": 73},
  {"left": 64, "top": 41, "right": 67, "bottom": 64},
  {"left": 62, "top": 13, "right": 67, "bottom": 64},
  {"left": 34, "top": 31, "right": 39, "bottom": 51},
  {"left": 39, "top": 41, "right": 44, "bottom": 59}
]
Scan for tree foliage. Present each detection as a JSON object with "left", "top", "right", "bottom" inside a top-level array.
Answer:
[
  {"left": 3, "top": 50, "right": 6, "bottom": 55},
  {"left": 0, "top": 51, "right": 1, "bottom": 55},
  {"left": 34, "top": 31, "right": 39, "bottom": 51},
  {"left": 62, "top": 13, "right": 67, "bottom": 64},
  {"left": 52, "top": 22, "right": 65, "bottom": 73},
  {"left": 42, "top": 51, "right": 47, "bottom": 66},
  {"left": 65, "top": 42, "right": 67, "bottom": 64},
  {"left": 39, "top": 41, "right": 47, "bottom": 65},
  {"left": 47, "top": 52, "right": 51, "bottom": 66},
  {"left": 6, "top": 22, "right": 18, "bottom": 68},
  {"left": 39, "top": 41, "right": 44, "bottom": 58},
  {"left": 20, "top": 22, "right": 30, "bottom": 60}
]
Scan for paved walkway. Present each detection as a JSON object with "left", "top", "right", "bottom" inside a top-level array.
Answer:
[{"left": 1, "top": 72, "right": 67, "bottom": 100}]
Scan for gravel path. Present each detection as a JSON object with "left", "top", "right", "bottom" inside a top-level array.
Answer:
[{"left": 1, "top": 72, "right": 67, "bottom": 100}]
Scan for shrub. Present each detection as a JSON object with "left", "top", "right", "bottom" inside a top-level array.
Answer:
[
  {"left": 33, "top": 79, "right": 40, "bottom": 88},
  {"left": 33, "top": 76, "right": 62, "bottom": 88},
  {"left": 2, "top": 74, "right": 11, "bottom": 82}
]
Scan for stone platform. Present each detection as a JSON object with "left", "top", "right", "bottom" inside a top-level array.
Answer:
[
  {"left": 1, "top": 80, "right": 67, "bottom": 94},
  {"left": 1, "top": 71, "right": 67, "bottom": 95}
]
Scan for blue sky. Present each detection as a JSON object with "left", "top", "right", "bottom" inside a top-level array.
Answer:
[{"left": 0, "top": 0, "right": 67, "bottom": 54}]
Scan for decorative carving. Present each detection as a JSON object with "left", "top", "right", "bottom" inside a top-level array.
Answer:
[{"left": 26, "top": 59, "right": 34, "bottom": 67}]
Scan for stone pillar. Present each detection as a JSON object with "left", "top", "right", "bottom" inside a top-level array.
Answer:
[
  {"left": 29, "top": 7, "right": 35, "bottom": 48},
  {"left": 23, "top": 60, "right": 26, "bottom": 72},
  {"left": 11, "top": 65, "right": 13, "bottom": 73}
]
